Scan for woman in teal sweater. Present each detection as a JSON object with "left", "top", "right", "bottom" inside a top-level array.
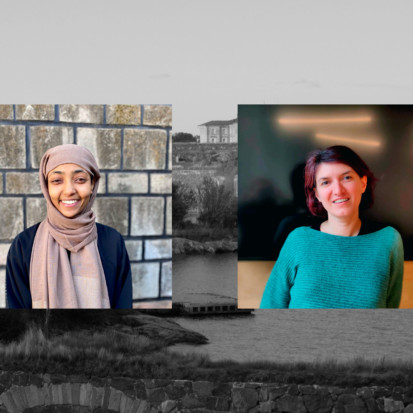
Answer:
[{"left": 260, "top": 145, "right": 404, "bottom": 309}]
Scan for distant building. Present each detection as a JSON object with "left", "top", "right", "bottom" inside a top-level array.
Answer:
[{"left": 198, "top": 119, "right": 238, "bottom": 143}]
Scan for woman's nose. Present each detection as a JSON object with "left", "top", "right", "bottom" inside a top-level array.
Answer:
[
  {"left": 62, "top": 181, "right": 76, "bottom": 195},
  {"left": 332, "top": 180, "right": 345, "bottom": 194}
]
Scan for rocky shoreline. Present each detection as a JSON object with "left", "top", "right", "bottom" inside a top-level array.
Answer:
[{"left": 173, "top": 237, "right": 238, "bottom": 255}]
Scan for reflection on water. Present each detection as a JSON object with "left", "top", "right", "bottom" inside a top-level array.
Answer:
[
  {"left": 172, "top": 255, "right": 413, "bottom": 363},
  {"left": 173, "top": 253, "right": 237, "bottom": 301}
]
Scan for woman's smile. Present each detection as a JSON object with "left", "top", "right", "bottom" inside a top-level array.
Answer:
[{"left": 60, "top": 199, "right": 81, "bottom": 207}]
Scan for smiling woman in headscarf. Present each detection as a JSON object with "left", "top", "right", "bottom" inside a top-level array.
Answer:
[{"left": 6, "top": 144, "right": 132, "bottom": 309}]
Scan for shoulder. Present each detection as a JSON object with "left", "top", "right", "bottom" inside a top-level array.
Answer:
[
  {"left": 279, "top": 226, "right": 315, "bottom": 252},
  {"left": 366, "top": 225, "right": 401, "bottom": 240},
  {"left": 379, "top": 226, "right": 403, "bottom": 246},
  {"left": 96, "top": 223, "right": 127, "bottom": 251},
  {"left": 9, "top": 223, "right": 41, "bottom": 253},
  {"left": 364, "top": 225, "right": 403, "bottom": 252},
  {"left": 286, "top": 226, "right": 315, "bottom": 242},
  {"left": 96, "top": 223, "right": 124, "bottom": 240}
]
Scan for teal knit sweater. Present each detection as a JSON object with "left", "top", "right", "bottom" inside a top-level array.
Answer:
[{"left": 260, "top": 226, "right": 404, "bottom": 309}]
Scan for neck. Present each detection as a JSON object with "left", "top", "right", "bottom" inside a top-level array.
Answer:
[{"left": 320, "top": 214, "right": 362, "bottom": 237}]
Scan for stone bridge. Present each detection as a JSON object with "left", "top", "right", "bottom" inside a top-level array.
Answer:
[{"left": 0, "top": 371, "right": 412, "bottom": 412}]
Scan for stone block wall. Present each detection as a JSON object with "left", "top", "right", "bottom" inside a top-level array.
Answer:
[
  {"left": 0, "top": 104, "right": 172, "bottom": 308},
  {"left": 0, "top": 373, "right": 412, "bottom": 413}
]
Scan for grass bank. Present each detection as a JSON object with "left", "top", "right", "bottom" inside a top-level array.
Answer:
[
  {"left": 173, "top": 226, "right": 237, "bottom": 242},
  {"left": 0, "top": 311, "right": 411, "bottom": 387}
]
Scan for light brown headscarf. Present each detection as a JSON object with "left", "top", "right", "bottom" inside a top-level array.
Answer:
[{"left": 30, "top": 144, "right": 110, "bottom": 309}]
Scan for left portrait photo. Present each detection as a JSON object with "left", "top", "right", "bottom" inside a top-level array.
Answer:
[{"left": 0, "top": 104, "right": 172, "bottom": 309}]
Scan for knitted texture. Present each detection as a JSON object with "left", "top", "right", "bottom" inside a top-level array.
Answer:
[{"left": 260, "top": 226, "right": 404, "bottom": 309}]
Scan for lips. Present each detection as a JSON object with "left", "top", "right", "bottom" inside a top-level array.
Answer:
[
  {"left": 60, "top": 199, "right": 80, "bottom": 207},
  {"left": 332, "top": 198, "right": 349, "bottom": 204}
]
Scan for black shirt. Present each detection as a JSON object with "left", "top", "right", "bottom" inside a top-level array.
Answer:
[{"left": 6, "top": 223, "right": 132, "bottom": 309}]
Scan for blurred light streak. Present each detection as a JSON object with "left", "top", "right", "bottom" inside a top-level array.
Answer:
[
  {"left": 278, "top": 116, "right": 372, "bottom": 125},
  {"left": 315, "top": 133, "right": 381, "bottom": 147}
]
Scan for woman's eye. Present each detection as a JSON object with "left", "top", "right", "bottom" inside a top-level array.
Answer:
[
  {"left": 51, "top": 180, "right": 62, "bottom": 184},
  {"left": 75, "top": 178, "right": 86, "bottom": 183},
  {"left": 321, "top": 181, "right": 329, "bottom": 186},
  {"left": 344, "top": 175, "right": 352, "bottom": 181}
]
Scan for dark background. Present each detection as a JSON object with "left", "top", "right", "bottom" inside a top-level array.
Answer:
[{"left": 238, "top": 105, "right": 413, "bottom": 260}]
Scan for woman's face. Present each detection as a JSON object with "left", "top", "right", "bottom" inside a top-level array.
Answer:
[
  {"left": 47, "top": 163, "right": 94, "bottom": 218},
  {"left": 314, "top": 162, "right": 367, "bottom": 220}
]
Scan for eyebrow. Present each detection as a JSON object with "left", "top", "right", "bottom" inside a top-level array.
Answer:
[
  {"left": 317, "top": 170, "right": 353, "bottom": 182},
  {"left": 49, "top": 169, "right": 87, "bottom": 176}
]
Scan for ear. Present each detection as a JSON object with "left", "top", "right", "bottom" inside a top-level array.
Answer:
[
  {"left": 313, "top": 186, "right": 320, "bottom": 201},
  {"left": 361, "top": 176, "right": 367, "bottom": 193}
]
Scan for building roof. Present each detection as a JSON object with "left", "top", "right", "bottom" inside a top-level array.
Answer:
[{"left": 198, "top": 118, "right": 237, "bottom": 126}]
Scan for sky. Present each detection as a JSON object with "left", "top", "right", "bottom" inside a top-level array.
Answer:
[{"left": 1, "top": 1, "right": 413, "bottom": 135}]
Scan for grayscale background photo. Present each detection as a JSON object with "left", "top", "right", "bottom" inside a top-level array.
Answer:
[{"left": 1, "top": 0, "right": 413, "bottom": 397}]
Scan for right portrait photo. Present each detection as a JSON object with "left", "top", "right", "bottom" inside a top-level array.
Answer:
[{"left": 238, "top": 105, "right": 413, "bottom": 309}]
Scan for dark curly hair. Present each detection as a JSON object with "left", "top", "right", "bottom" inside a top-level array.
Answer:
[{"left": 304, "top": 145, "right": 377, "bottom": 218}]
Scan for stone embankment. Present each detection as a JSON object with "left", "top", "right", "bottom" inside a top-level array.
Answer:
[
  {"left": 173, "top": 238, "right": 237, "bottom": 255},
  {"left": 1, "top": 373, "right": 413, "bottom": 413}
]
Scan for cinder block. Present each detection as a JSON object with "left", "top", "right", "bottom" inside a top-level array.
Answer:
[
  {"left": 119, "top": 393, "right": 134, "bottom": 413},
  {"left": 71, "top": 382, "right": 80, "bottom": 405},
  {"left": 108, "top": 173, "right": 148, "bottom": 194},
  {"left": 0, "top": 391, "right": 18, "bottom": 413},
  {"left": 168, "top": 135, "right": 172, "bottom": 170},
  {"left": 77, "top": 128, "right": 121, "bottom": 169},
  {"left": 106, "top": 105, "right": 141, "bottom": 125},
  {"left": 30, "top": 126, "right": 74, "bottom": 168},
  {"left": 79, "top": 383, "right": 93, "bottom": 407},
  {"left": 0, "top": 243, "right": 11, "bottom": 266},
  {"left": 143, "top": 105, "right": 172, "bottom": 127},
  {"left": 0, "top": 269, "right": 5, "bottom": 309},
  {"left": 131, "top": 263, "right": 159, "bottom": 299},
  {"left": 124, "top": 130, "right": 167, "bottom": 170},
  {"left": 0, "top": 199, "right": 23, "bottom": 240},
  {"left": 61, "top": 382, "right": 72, "bottom": 405},
  {"left": 91, "top": 386, "right": 105, "bottom": 409},
  {"left": 108, "top": 388, "right": 122, "bottom": 411},
  {"left": 161, "top": 261, "right": 172, "bottom": 297},
  {"left": 0, "top": 125, "right": 26, "bottom": 168},
  {"left": 97, "top": 173, "right": 106, "bottom": 194},
  {"left": 94, "top": 197, "right": 129, "bottom": 235},
  {"left": 166, "top": 196, "right": 172, "bottom": 235},
  {"left": 0, "top": 173, "right": 2, "bottom": 194},
  {"left": 125, "top": 240, "right": 142, "bottom": 261},
  {"left": 0, "top": 105, "right": 13, "bottom": 120},
  {"left": 26, "top": 198, "right": 47, "bottom": 228},
  {"left": 59, "top": 104, "right": 104, "bottom": 124},
  {"left": 10, "top": 386, "right": 28, "bottom": 411},
  {"left": 145, "top": 239, "right": 172, "bottom": 260},
  {"left": 150, "top": 173, "right": 171, "bottom": 194},
  {"left": 16, "top": 104, "right": 54, "bottom": 121},
  {"left": 131, "top": 197, "right": 164, "bottom": 236},
  {"left": 6, "top": 172, "right": 41, "bottom": 194},
  {"left": 50, "top": 384, "right": 63, "bottom": 404},
  {"left": 24, "top": 384, "right": 42, "bottom": 408}
]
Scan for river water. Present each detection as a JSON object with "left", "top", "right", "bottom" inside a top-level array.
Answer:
[{"left": 171, "top": 253, "right": 413, "bottom": 363}]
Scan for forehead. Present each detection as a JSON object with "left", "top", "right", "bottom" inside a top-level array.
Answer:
[
  {"left": 48, "top": 163, "right": 87, "bottom": 175},
  {"left": 315, "top": 162, "right": 356, "bottom": 179}
]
